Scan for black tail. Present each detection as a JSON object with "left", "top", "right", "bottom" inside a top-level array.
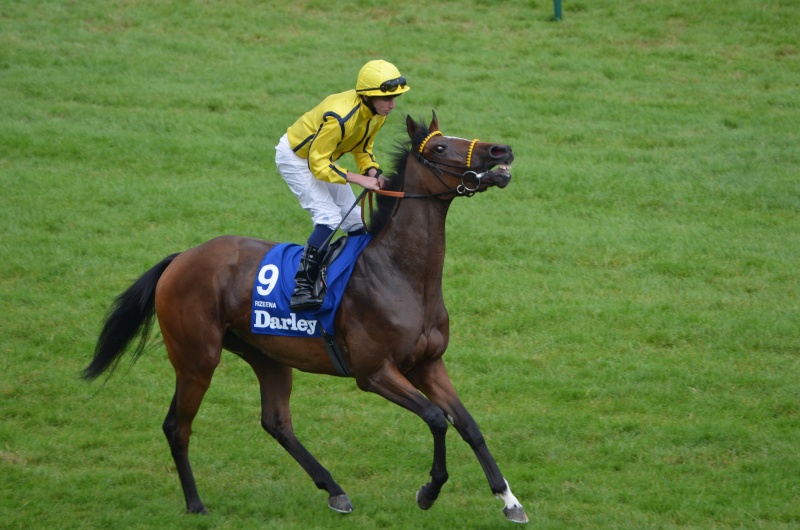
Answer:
[{"left": 82, "top": 253, "right": 180, "bottom": 381}]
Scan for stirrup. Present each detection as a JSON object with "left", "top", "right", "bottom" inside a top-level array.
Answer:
[{"left": 290, "top": 288, "right": 323, "bottom": 311}]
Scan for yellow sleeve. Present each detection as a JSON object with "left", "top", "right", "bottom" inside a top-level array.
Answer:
[{"left": 307, "top": 116, "right": 349, "bottom": 184}]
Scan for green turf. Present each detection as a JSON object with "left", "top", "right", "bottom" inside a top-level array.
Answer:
[{"left": 1, "top": 0, "right": 798, "bottom": 528}]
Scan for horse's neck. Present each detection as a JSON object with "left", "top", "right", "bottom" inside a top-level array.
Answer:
[{"left": 373, "top": 196, "right": 451, "bottom": 284}]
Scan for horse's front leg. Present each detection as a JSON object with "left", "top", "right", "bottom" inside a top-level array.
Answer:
[
  {"left": 244, "top": 352, "right": 351, "bottom": 513},
  {"left": 357, "top": 363, "right": 451, "bottom": 510},
  {"left": 408, "top": 358, "right": 529, "bottom": 524}
]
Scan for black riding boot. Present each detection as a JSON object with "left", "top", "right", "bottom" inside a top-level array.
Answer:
[{"left": 290, "top": 245, "right": 325, "bottom": 311}]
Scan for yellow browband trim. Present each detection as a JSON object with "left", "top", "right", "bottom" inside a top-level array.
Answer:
[
  {"left": 418, "top": 131, "right": 443, "bottom": 153},
  {"left": 466, "top": 139, "right": 479, "bottom": 168}
]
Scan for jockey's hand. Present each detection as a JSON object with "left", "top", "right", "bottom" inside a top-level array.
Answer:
[
  {"left": 346, "top": 172, "right": 381, "bottom": 191},
  {"left": 366, "top": 168, "right": 387, "bottom": 190}
]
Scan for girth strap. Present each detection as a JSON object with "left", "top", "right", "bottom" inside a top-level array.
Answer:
[{"left": 323, "top": 332, "right": 352, "bottom": 377}]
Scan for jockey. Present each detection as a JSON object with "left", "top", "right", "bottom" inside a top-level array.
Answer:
[{"left": 275, "top": 59, "right": 411, "bottom": 311}]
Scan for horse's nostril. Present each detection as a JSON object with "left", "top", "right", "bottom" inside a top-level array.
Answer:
[{"left": 490, "top": 145, "right": 510, "bottom": 158}]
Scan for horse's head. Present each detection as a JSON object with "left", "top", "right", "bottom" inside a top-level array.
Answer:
[{"left": 407, "top": 111, "right": 513, "bottom": 196}]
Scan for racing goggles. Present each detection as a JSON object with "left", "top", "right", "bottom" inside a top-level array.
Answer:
[{"left": 376, "top": 76, "right": 407, "bottom": 93}]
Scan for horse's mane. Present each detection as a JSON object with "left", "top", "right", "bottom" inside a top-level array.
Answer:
[{"left": 367, "top": 117, "right": 431, "bottom": 235}]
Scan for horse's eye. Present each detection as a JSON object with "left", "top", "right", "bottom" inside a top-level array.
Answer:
[{"left": 434, "top": 145, "right": 446, "bottom": 155}]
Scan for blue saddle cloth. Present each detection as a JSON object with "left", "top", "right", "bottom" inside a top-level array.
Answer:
[{"left": 250, "top": 235, "right": 372, "bottom": 338}]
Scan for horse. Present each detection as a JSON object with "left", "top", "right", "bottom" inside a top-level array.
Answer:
[{"left": 83, "top": 112, "right": 528, "bottom": 524}]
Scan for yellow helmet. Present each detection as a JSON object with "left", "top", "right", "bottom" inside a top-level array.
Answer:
[{"left": 355, "top": 60, "right": 411, "bottom": 97}]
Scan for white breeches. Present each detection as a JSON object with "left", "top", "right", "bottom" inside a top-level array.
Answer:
[{"left": 275, "top": 134, "right": 364, "bottom": 232}]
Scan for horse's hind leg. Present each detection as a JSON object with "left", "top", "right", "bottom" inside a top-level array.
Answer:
[
  {"left": 162, "top": 386, "right": 211, "bottom": 514},
  {"left": 160, "top": 327, "right": 222, "bottom": 514},
  {"left": 241, "top": 349, "right": 351, "bottom": 513}
]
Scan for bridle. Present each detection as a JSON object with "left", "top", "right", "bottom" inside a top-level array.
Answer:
[
  {"left": 375, "top": 132, "right": 490, "bottom": 200},
  {"left": 358, "top": 133, "right": 493, "bottom": 226},
  {"left": 415, "top": 151, "right": 488, "bottom": 198}
]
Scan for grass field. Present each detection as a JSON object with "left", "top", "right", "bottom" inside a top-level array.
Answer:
[{"left": 2, "top": 0, "right": 799, "bottom": 528}]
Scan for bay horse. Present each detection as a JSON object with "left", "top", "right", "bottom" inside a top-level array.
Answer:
[{"left": 83, "top": 112, "right": 528, "bottom": 524}]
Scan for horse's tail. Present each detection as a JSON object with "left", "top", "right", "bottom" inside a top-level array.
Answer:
[{"left": 82, "top": 253, "right": 181, "bottom": 381}]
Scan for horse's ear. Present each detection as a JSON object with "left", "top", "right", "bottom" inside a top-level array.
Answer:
[
  {"left": 406, "top": 114, "right": 419, "bottom": 139},
  {"left": 429, "top": 110, "right": 439, "bottom": 132}
]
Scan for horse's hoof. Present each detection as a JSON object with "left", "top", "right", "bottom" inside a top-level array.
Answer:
[
  {"left": 415, "top": 489, "right": 435, "bottom": 510},
  {"left": 503, "top": 506, "right": 529, "bottom": 524},
  {"left": 187, "top": 503, "right": 209, "bottom": 515},
  {"left": 328, "top": 494, "right": 353, "bottom": 513}
]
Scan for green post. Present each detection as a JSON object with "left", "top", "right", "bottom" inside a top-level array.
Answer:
[{"left": 554, "top": 0, "right": 562, "bottom": 21}]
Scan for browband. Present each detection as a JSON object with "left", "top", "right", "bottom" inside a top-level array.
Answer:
[{"left": 418, "top": 131, "right": 443, "bottom": 153}]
